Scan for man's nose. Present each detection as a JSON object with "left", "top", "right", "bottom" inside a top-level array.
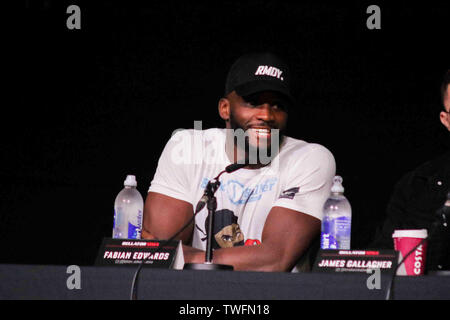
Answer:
[{"left": 256, "top": 104, "right": 275, "bottom": 122}]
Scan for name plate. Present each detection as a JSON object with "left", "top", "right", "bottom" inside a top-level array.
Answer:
[
  {"left": 95, "top": 238, "right": 184, "bottom": 269},
  {"left": 313, "top": 249, "right": 398, "bottom": 274}
]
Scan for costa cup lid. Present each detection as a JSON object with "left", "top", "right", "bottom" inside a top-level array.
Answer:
[{"left": 392, "top": 229, "right": 428, "bottom": 239}]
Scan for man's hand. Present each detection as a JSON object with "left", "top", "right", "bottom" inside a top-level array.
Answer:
[
  {"left": 141, "top": 226, "right": 157, "bottom": 240},
  {"left": 182, "top": 245, "right": 206, "bottom": 264}
]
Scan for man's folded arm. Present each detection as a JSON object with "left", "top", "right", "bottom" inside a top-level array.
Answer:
[
  {"left": 142, "top": 191, "right": 194, "bottom": 244},
  {"left": 143, "top": 192, "right": 321, "bottom": 272},
  {"left": 184, "top": 206, "right": 321, "bottom": 272}
]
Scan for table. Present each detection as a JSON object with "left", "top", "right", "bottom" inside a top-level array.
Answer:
[{"left": 1, "top": 264, "right": 449, "bottom": 300}]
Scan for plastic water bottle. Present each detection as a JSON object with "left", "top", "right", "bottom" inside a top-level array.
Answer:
[
  {"left": 113, "top": 175, "right": 144, "bottom": 239},
  {"left": 320, "top": 176, "right": 352, "bottom": 250}
]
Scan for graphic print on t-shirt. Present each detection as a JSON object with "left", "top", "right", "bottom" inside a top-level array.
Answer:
[
  {"left": 197, "top": 209, "right": 245, "bottom": 249},
  {"left": 278, "top": 187, "right": 300, "bottom": 200},
  {"left": 200, "top": 177, "right": 278, "bottom": 205}
]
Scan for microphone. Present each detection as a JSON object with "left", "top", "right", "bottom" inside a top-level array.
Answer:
[
  {"left": 225, "top": 162, "right": 247, "bottom": 173},
  {"left": 195, "top": 186, "right": 212, "bottom": 213},
  {"left": 435, "top": 191, "right": 450, "bottom": 227},
  {"left": 131, "top": 163, "right": 246, "bottom": 299},
  {"left": 184, "top": 162, "right": 246, "bottom": 271},
  {"left": 195, "top": 163, "right": 247, "bottom": 213}
]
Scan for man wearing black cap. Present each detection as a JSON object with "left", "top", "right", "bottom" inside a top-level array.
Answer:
[{"left": 142, "top": 52, "right": 336, "bottom": 272}]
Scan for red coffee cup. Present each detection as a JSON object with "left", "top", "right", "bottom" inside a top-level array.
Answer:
[{"left": 392, "top": 229, "right": 428, "bottom": 276}]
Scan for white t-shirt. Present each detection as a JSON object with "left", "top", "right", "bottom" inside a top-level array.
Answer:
[{"left": 148, "top": 128, "right": 335, "bottom": 251}]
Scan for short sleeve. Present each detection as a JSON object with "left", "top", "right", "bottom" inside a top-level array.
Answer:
[
  {"left": 273, "top": 144, "right": 336, "bottom": 220},
  {"left": 148, "top": 130, "right": 195, "bottom": 205}
]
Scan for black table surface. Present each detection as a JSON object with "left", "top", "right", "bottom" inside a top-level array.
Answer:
[{"left": 1, "top": 264, "right": 449, "bottom": 300}]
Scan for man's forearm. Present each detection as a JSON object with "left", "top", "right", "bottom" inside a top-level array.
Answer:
[{"left": 183, "top": 242, "right": 299, "bottom": 272}]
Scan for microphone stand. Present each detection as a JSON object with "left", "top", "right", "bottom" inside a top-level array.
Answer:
[
  {"left": 184, "top": 178, "right": 233, "bottom": 270},
  {"left": 131, "top": 163, "right": 243, "bottom": 299}
]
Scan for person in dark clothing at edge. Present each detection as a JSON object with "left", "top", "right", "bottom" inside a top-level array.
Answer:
[{"left": 370, "top": 70, "right": 450, "bottom": 272}]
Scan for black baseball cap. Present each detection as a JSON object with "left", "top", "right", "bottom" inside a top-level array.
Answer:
[{"left": 225, "top": 52, "right": 295, "bottom": 106}]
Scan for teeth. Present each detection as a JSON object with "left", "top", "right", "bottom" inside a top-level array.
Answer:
[
  {"left": 250, "top": 128, "right": 271, "bottom": 133},
  {"left": 249, "top": 128, "right": 271, "bottom": 137}
]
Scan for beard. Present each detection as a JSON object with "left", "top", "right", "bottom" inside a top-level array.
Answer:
[{"left": 228, "top": 112, "right": 285, "bottom": 165}]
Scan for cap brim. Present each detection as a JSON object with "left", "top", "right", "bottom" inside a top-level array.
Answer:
[{"left": 234, "top": 80, "right": 295, "bottom": 106}]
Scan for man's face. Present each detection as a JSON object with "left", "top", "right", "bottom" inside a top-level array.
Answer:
[
  {"left": 214, "top": 223, "right": 244, "bottom": 248},
  {"left": 225, "top": 91, "right": 288, "bottom": 162},
  {"left": 440, "top": 84, "right": 450, "bottom": 131}
]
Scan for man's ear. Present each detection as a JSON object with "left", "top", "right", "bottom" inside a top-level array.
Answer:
[
  {"left": 440, "top": 111, "right": 450, "bottom": 131},
  {"left": 218, "top": 98, "right": 230, "bottom": 121}
]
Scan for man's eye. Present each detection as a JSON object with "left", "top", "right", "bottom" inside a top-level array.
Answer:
[
  {"left": 245, "top": 101, "right": 258, "bottom": 107},
  {"left": 273, "top": 101, "right": 287, "bottom": 111},
  {"left": 221, "top": 235, "right": 233, "bottom": 242}
]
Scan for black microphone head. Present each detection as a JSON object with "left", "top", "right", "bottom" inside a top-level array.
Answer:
[
  {"left": 435, "top": 191, "right": 450, "bottom": 221},
  {"left": 225, "top": 163, "right": 246, "bottom": 173},
  {"left": 443, "top": 190, "right": 450, "bottom": 208}
]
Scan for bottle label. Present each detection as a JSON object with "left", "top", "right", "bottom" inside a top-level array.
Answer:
[
  {"left": 321, "top": 217, "right": 337, "bottom": 249},
  {"left": 320, "top": 216, "right": 351, "bottom": 250},
  {"left": 127, "top": 209, "right": 143, "bottom": 239},
  {"left": 128, "top": 222, "right": 141, "bottom": 239},
  {"left": 113, "top": 208, "right": 124, "bottom": 239},
  {"left": 320, "top": 232, "right": 338, "bottom": 249}
]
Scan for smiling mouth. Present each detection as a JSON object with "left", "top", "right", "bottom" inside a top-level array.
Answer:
[{"left": 248, "top": 127, "right": 274, "bottom": 137}]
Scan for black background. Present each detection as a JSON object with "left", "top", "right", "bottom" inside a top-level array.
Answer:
[{"left": 2, "top": 0, "right": 448, "bottom": 266}]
